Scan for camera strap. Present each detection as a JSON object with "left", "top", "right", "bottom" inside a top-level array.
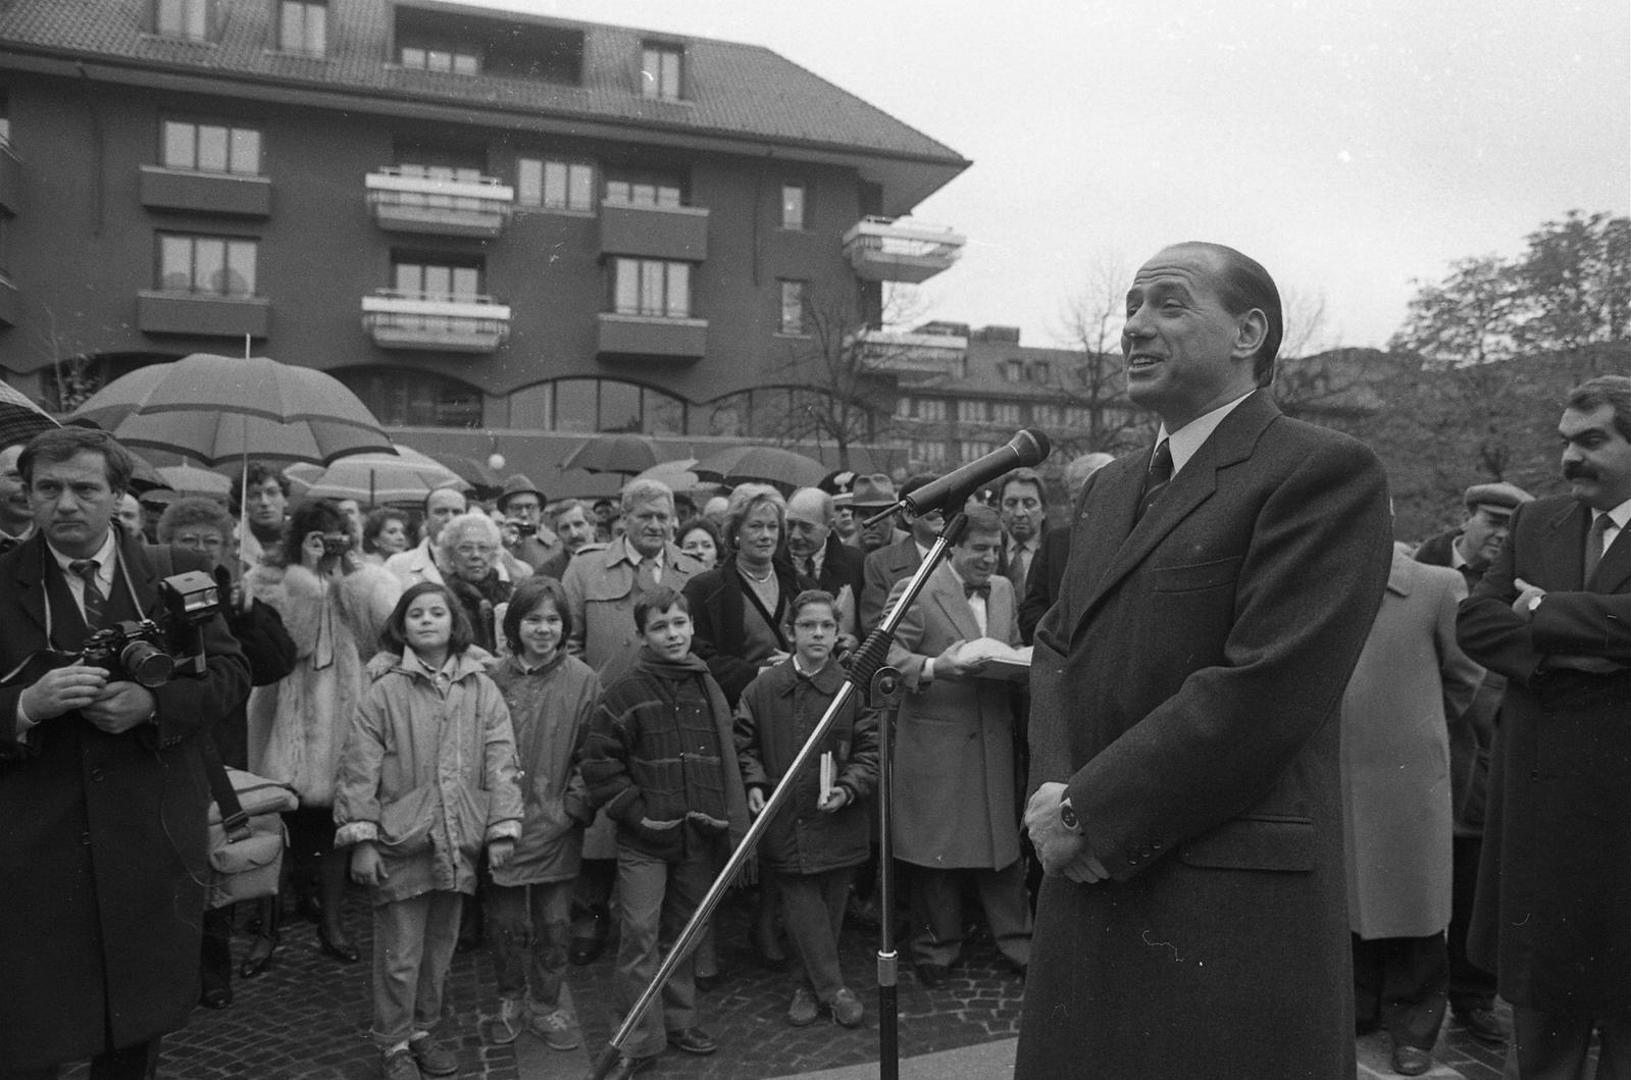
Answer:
[{"left": 38, "top": 535, "right": 153, "bottom": 652}]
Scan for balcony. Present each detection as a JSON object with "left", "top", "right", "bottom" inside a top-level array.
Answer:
[
  {"left": 365, "top": 168, "right": 514, "bottom": 238},
  {"left": 361, "top": 290, "right": 511, "bottom": 353},
  {"left": 136, "top": 291, "right": 270, "bottom": 338},
  {"left": 139, "top": 166, "right": 272, "bottom": 217},
  {"left": 599, "top": 201, "right": 709, "bottom": 261},
  {"left": 0, "top": 140, "right": 21, "bottom": 215},
  {"left": 848, "top": 328, "right": 968, "bottom": 375},
  {"left": 596, "top": 313, "right": 707, "bottom": 361},
  {"left": 841, "top": 216, "right": 964, "bottom": 283}
]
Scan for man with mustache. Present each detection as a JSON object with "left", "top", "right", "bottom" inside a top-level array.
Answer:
[{"left": 1457, "top": 374, "right": 1631, "bottom": 1079}]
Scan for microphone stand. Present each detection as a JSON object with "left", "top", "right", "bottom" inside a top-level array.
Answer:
[{"left": 583, "top": 511, "right": 971, "bottom": 1080}]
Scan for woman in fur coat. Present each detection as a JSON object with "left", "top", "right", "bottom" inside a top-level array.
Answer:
[{"left": 246, "top": 497, "right": 402, "bottom": 964}]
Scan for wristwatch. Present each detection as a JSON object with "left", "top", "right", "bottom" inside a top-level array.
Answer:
[{"left": 1058, "top": 794, "right": 1081, "bottom": 833}]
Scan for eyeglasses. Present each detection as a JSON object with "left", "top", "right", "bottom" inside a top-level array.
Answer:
[{"left": 455, "top": 543, "right": 496, "bottom": 557}]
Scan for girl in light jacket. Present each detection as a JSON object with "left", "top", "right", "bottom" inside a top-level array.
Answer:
[{"left": 334, "top": 582, "right": 523, "bottom": 1080}]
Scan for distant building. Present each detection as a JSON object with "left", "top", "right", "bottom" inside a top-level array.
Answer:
[{"left": 0, "top": 0, "right": 966, "bottom": 485}]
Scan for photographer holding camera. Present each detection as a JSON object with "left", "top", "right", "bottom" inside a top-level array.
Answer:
[
  {"left": 0, "top": 428, "right": 250, "bottom": 1079},
  {"left": 245, "top": 497, "right": 401, "bottom": 967}
]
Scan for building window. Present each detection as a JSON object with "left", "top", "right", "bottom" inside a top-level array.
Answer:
[
  {"left": 898, "top": 396, "right": 946, "bottom": 422},
  {"left": 778, "top": 280, "right": 807, "bottom": 334},
  {"left": 161, "top": 120, "right": 261, "bottom": 175},
  {"left": 1001, "top": 359, "right": 1023, "bottom": 382},
  {"left": 957, "top": 399, "right": 987, "bottom": 423},
  {"left": 544, "top": 378, "right": 688, "bottom": 435},
  {"left": 517, "top": 157, "right": 594, "bottom": 211},
  {"left": 392, "top": 256, "right": 482, "bottom": 299},
  {"left": 781, "top": 184, "right": 807, "bottom": 230},
  {"left": 1033, "top": 403, "right": 1061, "bottom": 428},
  {"left": 337, "top": 368, "right": 482, "bottom": 428},
  {"left": 912, "top": 439, "right": 947, "bottom": 466},
  {"left": 158, "top": 234, "right": 257, "bottom": 296},
  {"left": 959, "top": 440, "right": 999, "bottom": 461},
  {"left": 604, "top": 176, "right": 682, "bottom": 208},
  {"left": 1030, "top": 360, "right": 1051, "bottom": 383},
  {"left": 641, "top": 44, "right": 683, "bottom": 100},
  {"left": 1064, "top": 405, "right": 1092, "bottom": 427},
  {"left": 401, "top": 42, "right": 480, "bottom": 74},
  {"left": 156, "top": 0, "right": 211, "bottom": 40},
  {"left": 278, "top": 0, "right": 326, "bottom": 56},
  {"left": 991, "top": 402, "right": 1021, "bottom": 425},
  {"left": 612, "top": 258, "right": 690, "bottom": 318}
]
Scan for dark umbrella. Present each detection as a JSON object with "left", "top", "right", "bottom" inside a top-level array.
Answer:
[
  {"left": 0, "top": 381, "right": 60, "bottom": 449},
  {"left": 691, "top": 445, "right": 828, "bottom": 495},
  {"left": 562, "top": 433, "right": 666, "bottom": 476}
]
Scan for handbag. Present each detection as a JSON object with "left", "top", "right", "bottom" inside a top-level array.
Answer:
[{"left": 202, "top": 737, "right": 299, "bottom": 909}]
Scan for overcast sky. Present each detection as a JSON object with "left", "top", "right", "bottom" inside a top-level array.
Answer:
[{"left": 475, "top": 0, "right": 1628, "bottom": 353}]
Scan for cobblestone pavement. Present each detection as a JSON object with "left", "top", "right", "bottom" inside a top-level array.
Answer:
[{"left": 57, "top": 886, "right": 1524, "bottom": 1080}]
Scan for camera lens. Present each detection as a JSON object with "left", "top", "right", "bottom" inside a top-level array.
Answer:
[{"left": 119, "top": 641, "right": 175, "bottom": 688}]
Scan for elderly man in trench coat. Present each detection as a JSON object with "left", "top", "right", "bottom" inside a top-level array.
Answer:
[{"left": 1341, "top": 545, "right": 1485, "bottom": 1075}]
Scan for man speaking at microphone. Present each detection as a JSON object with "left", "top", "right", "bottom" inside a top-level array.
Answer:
[{"left": 1014, "top": 243, "right": 1391, "bottom": 1079}]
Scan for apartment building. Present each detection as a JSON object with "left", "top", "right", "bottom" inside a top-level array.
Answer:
[{"left": 0, "top": 0, "right": 967, "bottom": 483}]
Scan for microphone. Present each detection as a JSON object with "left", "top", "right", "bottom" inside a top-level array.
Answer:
[{"left": 901, "top": 429, "right": 1051, "bottom": 517}]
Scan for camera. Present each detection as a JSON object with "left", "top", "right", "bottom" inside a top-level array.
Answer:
[
  {"left": 511, "top": 520, "right": 537, "bottom": 538},
  {"left": 321, "top": 532, "right": 353, "bottom": 557},
  {"left": 26, "top": 571, "right": 222, "bottom": 688}
]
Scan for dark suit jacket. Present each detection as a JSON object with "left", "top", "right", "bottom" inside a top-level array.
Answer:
[
  {"left": 860, "top": 535, "right": 922, "bottom": 632},
  {"left": 1457, "top": 495, "right": 1631, "bottom": 1015},
  {"left": 810, "top": 533, "right": 865, "bottom": 637},
  {"left": 1014, "top": 391, "right": 1391, "bottom": 1080},
  {"left": 1017, "top": 523, "right": 1070, "bottom": 645},
  {"left": 0, "top": 529, "right": 250, "bottom": 1069}
]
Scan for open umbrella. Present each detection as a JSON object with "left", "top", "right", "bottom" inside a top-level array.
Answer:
[
  {"left": 0, "top": 381, "right": 59, "bottom": 449},
  {"left": 155, "top": 463, "right": 232, "bottom": 497},
  {"left": 70, "top": 353, "right": 393, "bottom": 467},
  {"left": 692, "top": 445, "right": 828, "bottom": 495},
  {"left": 285, "top": 445, "right": 466, "bottom": 506},
  {"left": 562, "top": 433, "right": 666, "bottom": 476},
  {"left": 634, "top": 458, "right": 725, "bottom": 496}
]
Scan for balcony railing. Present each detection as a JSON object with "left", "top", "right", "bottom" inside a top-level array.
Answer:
[
  {"left": 841, "top": 216, "right": 964, "bottom": 283},
  {"left": 361, "top": 290, "right": 511, "bottom": 353},
  {"left": 365, "top": 167, "right": 514, "bottom": 237},
  {"left": 848, "top": 327, "right": 968, "bottom": 375}
]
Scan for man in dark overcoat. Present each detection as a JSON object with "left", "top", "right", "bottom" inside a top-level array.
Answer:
[
  {"left": 1014, "top": 243, "right": 1392, "bottom": 1079},
  {"left": 0, "top": 428, "right": 249, "bottom": 1077},
  {"left": 1457, "top": 374, "right": 1631, "bottom": 1078}
]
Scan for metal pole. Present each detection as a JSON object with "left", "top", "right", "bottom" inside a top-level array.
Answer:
[{"left": 583, "top": 517, "right": 970, "bottom": 1080}]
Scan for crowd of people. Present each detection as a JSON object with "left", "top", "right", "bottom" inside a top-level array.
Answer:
[{"left": 0, "top": 241, "right": 1625, "bottom": 1080}]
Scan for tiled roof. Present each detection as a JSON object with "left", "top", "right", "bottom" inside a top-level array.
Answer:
[{"left": 0, "top": 0, "right": 968, "bottom": 166}]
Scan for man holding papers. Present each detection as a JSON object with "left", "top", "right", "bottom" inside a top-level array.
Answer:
[{"left": 883, "top": 504, "right": 1032, "bottom": 987}]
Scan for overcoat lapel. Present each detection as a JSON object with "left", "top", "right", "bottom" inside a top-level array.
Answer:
[
  {"left": 1070, "top": 392, "right": 1278, "bottom": 646},
  {"left": 1544, "top": 500, "right": 1589, "bottom": 590},
  {"left": 1584, "top": 509, "right": 1631, "bottom": 593}
]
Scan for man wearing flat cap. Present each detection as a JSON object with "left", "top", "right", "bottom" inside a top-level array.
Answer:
[
  {"left": 496, "top": 474, "right": 562, "bottom": 573},
  {"left": 858, "top": 474, "right": 939, "bottom": 633},
  {"left": 1414, "top": 479, "right": 1532, "bottom": 1047}
]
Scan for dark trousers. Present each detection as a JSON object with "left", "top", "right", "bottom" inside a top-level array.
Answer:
[
  {"left": 774, "top": 866, "right": 855, "bottom": 1002},
  {"left": 1449, "top": 833, "right": 1497, "bottom": 1013},
  {"left": 486, "top": 880, "right": 573, "bottom": 1009},
  {"left": 200, "top": 904, "right": 234, "bottom": 997},
  {"left": 1504, "top": 1005, "right": 1631, "bottom": 1080},
  {"left": 0, "top": 1039, "right": 161, "bottom": 1080},
  {"left": 1352, "top": 932, "right": 1449, "bottom": 1051},
  {"left": 908, "top": 861, "right": 1032, "bottom": 969}
]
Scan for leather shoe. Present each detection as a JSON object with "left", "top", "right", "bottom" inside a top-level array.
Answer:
[
  {"left": 666, "top": 1026, "right": 719, "bottom": 1055},
  {"left": 568, "top": 935, "right": 606, "bottom": 966},
  {"left": 317, "top": 925, "right": 361, "bottom": 964},
  {"left": 199, "top": 987, "right": 232, "bottom": 1009},
  {"left": 1392, "top": 1044, "right": 1433, "bottom": 1076},
  {"left": 914, "top": 962, "right": 950, "bottom": 989},
  {"left": 604, "top": 1055, "right": 655, "bottom": 1080},
  {"left": 240, "top": 933, "right": 278, "bottom": 978},
  {"left": 1455, "top": 1006, "right": 1508, "bottom": 1045}
]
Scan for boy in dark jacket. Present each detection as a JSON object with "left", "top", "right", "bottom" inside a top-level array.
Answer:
[{"left": 579, "top": 586, "right": 749, "bottom": 1078}]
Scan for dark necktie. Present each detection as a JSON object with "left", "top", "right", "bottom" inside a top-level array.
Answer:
[
  {"left": 1007, "top": 545, "right": 1030, "bottom": 592},
  {"left": 964, "top": 582, "right": 990, "bottom": 600},
  {"left": 1135, "top": 440, "right": 1174, "bottom": 524},
  {"left": 70, "top": 559, "right": 105, "bottom": 628},
  {"left": 1584, "top": 513, "right": 1613, "bottom": 584}
]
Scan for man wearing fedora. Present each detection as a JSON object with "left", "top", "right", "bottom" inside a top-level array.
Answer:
[
  {"left": 496, "top": 474, "right": 562, "bottom": 573},
  {"left": 1414, "top": 480, "right": 1533, "bottom": 1047}
]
